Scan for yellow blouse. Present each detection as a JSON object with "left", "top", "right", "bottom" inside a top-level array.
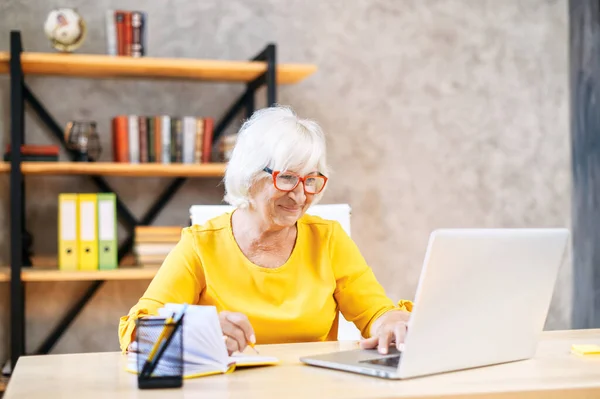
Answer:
[{"left": 118, "top": 212, "right": 408, "bottom": 352}]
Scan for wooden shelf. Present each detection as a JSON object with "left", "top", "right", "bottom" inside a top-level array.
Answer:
[
  {"left": 0, "top": 266, "right": 160, "bottom": 282},
  {"left": 0, "top": 52, "right": 317, "bottom": 83},
  {"left": 0, "top": 162, "right": 227, "bottom": 177}
]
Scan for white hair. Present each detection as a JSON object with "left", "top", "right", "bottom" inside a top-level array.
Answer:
[{"left": 223, "top": 105, "right": 330, "bottom": 209}]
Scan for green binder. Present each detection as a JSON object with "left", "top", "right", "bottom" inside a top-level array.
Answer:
[{"left": 97, "top": 193, "right": 118, "bottom": 270}]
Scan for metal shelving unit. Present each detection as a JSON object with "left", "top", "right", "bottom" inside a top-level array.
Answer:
[{"left": 4, "top": 29, "right": 316, "bottom": 372}]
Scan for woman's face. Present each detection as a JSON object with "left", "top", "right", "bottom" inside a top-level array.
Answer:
[{"left": 250, "top": 171, "right": 317, "bottom": 228}]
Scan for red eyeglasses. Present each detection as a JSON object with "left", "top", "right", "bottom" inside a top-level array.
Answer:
[{"left": 263, "top": 167, "right": 328, "bottom": 194}]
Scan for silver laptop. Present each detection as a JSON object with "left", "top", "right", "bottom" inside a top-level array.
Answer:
[{"left": 300, "top": 228, "right": 569, "bottom": 379}]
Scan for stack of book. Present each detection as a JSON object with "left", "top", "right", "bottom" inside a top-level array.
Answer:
[
  {"left": 4, "top": 144, "right": 59, "bottom": 162},
  {"left": 105, "top": 10, "right": 147, "bottom": 57},
  {"left": 58, "top": 193, "right": 118, "bottom": 271},
  {"left": 112, "top": 115, "right": 215, "bottom": 164},
  {"left": 134, "top": 226, "right": 182, "bottom": 266}
]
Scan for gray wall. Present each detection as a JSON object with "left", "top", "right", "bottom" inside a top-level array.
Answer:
[{"left": 0, "top": 0, "right": 570, "bottom": 364}]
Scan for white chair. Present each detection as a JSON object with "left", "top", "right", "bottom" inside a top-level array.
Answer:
[{"left": 189, "top": 203, "right": 362, "bottom": 341}]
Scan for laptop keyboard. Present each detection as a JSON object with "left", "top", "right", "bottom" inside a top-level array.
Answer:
[{"left": 360, "top": 354, "right": 401, "bottom": 368}]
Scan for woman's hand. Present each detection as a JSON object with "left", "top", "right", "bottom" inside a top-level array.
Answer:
[
  {"left": 359, "top": 310, "right": 410, "bottom": 354},
  {"left": 219, "top": 311, "right": 256, "bottom": 355}
]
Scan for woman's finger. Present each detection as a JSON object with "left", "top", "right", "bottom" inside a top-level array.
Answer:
[
  {"left": 393, "top": 322, "right": 407, "bottom": 350},
  {"left": 224, "top": 336, "right": 239, "bottom": 355},
  {"left": 359, "top": 336, "right": 379, "bottom": 350},
  {"left": 224, "top": 312, "right": 256, "bottom": 344},
  {"left": 221, "top": 321, "right": 247, "bottom": 352},
  {"left": 377, "top": 329, "right": 394, "bottom": 354}
]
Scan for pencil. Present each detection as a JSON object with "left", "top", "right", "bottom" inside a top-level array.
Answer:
[
  {"left": 248, "top": 341, "right": 260, "bottom": 354},
  {"left": 222, "top": 336, "right": 260, "bottom": 354}
]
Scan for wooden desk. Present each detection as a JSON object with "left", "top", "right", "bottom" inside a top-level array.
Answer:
[{"left": 4, "top": 329, "right": 600, "bottom": 398}]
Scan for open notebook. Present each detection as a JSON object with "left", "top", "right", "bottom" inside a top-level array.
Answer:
[{"left": 127, "top": 304, "right": 279, "bottom": 378}]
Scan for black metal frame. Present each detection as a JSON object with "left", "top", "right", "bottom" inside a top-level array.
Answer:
[{"left": 8, "top": 30, "right": 277, "bottom": 371}]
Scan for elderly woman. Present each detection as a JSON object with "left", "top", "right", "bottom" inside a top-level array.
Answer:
[{"left": 118, "top": 106, "right": 411, "bottom": 356}]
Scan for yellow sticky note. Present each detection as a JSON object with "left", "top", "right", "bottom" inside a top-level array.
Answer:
[{"left": 571, "top": 344, "right": 600, "bottom": 356}]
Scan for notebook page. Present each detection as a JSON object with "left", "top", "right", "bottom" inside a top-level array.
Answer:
[
  {"left": 127, "top": 341, "right": 224, "bottom": 378},
  {"left": 160, "top": 304, "right": 230, "bottom": 370}
]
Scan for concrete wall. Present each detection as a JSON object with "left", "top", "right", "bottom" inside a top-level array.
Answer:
[{"left": 0, "top": 0, "right": 569, "bottom": 364}]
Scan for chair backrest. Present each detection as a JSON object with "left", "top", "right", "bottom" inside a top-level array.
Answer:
[{"left": 188, "top": 203, "right": 362, "bottom": 341}]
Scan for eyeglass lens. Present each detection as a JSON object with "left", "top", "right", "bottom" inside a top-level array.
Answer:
[{"left": 275, "top": 173, "right": 325, "bottom": 193}]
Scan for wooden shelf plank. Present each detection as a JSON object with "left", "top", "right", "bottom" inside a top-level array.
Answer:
[
  {"left": 0, "top": 162, "right": 227, "bottom": 177},
  {"left": 0, "top": 269, "right": 8, "bottom": 282},
  {"left": 0, "top": 375, "right": 8, "bottom": 393},
  {"left": 0, "top": 266, "right": 160, "bottom": 282},
  {"left": 0, "top": 52, "right": 7, "bottom": 74},
  {"left": 0, "top": 52, "right": 317, "bottom": 84}
]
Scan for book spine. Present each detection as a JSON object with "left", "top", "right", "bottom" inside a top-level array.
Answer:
[
  {"left": 202, "top": 117, "right": 214, "bottom": 164},
  {"left": 140, "top": 12, "right": 147, "bottom": 56},
  {"left": 170, "top": 117, "right": 176, "bottom": 163},
  {"left": 194, "top": 118, "right": 204, "bottom": 163},
  {"left": 124, "top": 11, "right": 132, "bottom": 56},
  {"left": 5, "top": 144, "right": 60, "bottom": 155},
  {"left": 175, "top": 118, "right": 183, "bottom": 163},
  {"left": 128, "top": 115, "right": 140, "bottom": 163},
  {"left": 105, "top": 10, "right": 117, "bottom": 56},
  {"left": 147, "top": 116, "right": 155, "bottom": 163},
  {"left": 115, "top": 11, "right": 125, "bottom": 56},
  {"left": 131, "top": 11, "right": 143, "bottom": 58},
  {"left": 182, "top": 116, "right": 196, "bottom": 164},
  {"left": 112, "top": 116, "right": 129, "bottom": 162},
  {"left": 170, "top": 117, "right": 181, "bottom": 163},
  {"left": 161, "top": 116, "right": 171, "bottom": 164},
  {"left": 4, "top": 154, "right": 58, "bottom": 162},
  {"left": 135, "top": 226, "right": 183, "bottom": 234},
  {"left": 154, "top": 116, "right": 162, "bottom": 163},
  {"left": 138, "top": 116, "right": 148, "bottom": 163}
]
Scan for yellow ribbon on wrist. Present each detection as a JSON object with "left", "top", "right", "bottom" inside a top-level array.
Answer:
[{"left": 397, "top": 299, "right": 413, "bottom": 312}]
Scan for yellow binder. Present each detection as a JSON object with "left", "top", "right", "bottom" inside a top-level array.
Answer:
[
  {"left": 78, "top": 193, "right": 98, "bottom": 271},
  {"left": 58, "top": 193, "right": 79, "bottom": 270}
]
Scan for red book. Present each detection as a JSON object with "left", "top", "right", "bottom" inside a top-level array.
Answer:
[
  {"left": 115, "top": 11, "right": 125, "bottom": 56},
  {"left": 112, "top": 116, "right": 129, "bottom": 162},
  {"left": 124, "top": 12, "right": 132, "bottom": 56},
  {"left": 201, "top": 117, "right": 214, "bottom": 164},
  {"left": 5, "top": 144, "right": 59, "bottom": 156}
]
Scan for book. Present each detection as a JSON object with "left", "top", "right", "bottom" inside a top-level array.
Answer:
[
  {"left": 5, "top": 144, "right": 60, "bottom": 156},
  {"left": 3, "top": 154, "right": 58, "bottom": 162},
  {"left": 115, "top": 11, "right": 125, "bottom": 55},
  {"left": 123, "top": 12, "right": 132, "bottom": 56},
  {"left": 107, "top": 10, "right": 146, "bottom": 57},
  {"left": 131, "top": 11, "right": 144, "bottom": 58},
  {"left": 126, "top": 304, "right": 279, "bottom": 378},
  {"left": 110, "top": 114, "right": 215, "bottom": 163},
  {"left": 105, "top": 10, "right": 117, "bottom": 56},
  {"left": 4, "top": 144, "right": 59, "bottom": 162},
  {"left": 112, "top": 116, "right": 129, "bottom": 162}
]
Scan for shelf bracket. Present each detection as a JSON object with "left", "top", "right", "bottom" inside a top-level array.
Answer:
[
  {"left": 9, "top": 30, "right": 26, "bottom": 372},
  {"left": 213, "top": 43, "right": 277, "bottom": 143}
]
